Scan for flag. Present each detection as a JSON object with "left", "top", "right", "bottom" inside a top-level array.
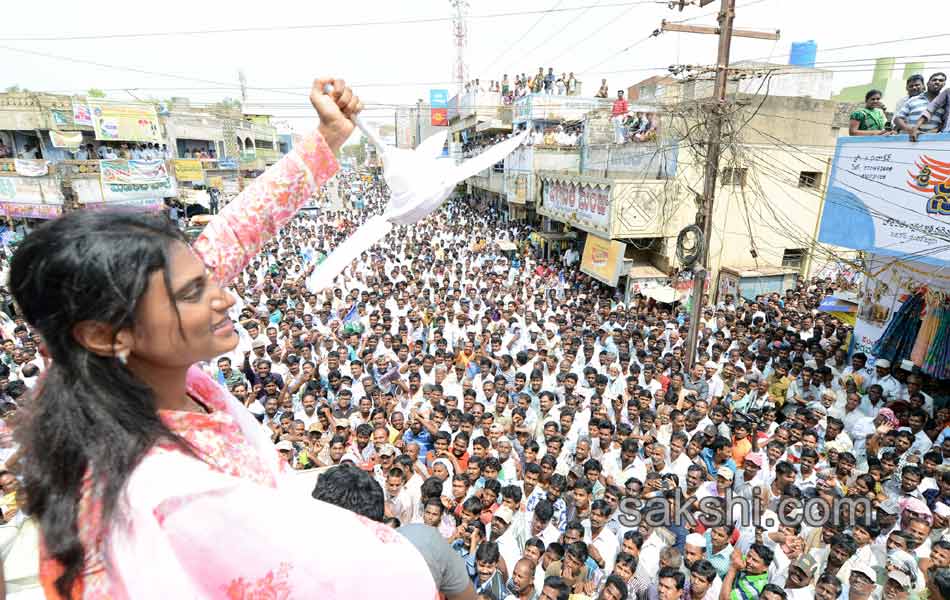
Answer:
[{"left": 342, "top": 303, "right": 358, "bottom": 324}]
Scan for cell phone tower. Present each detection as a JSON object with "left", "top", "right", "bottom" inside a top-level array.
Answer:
[{"left": 450, "top": 0, "right": 470, "bottom": 99}]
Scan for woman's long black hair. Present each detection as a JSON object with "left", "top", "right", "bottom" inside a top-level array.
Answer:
[{"left": 9, "top": 210, "right": 196, "bottom": 597}]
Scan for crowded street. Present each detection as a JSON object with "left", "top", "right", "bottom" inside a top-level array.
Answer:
[{"left": 1, "top": 1, "right": 950, "bottom": 599}]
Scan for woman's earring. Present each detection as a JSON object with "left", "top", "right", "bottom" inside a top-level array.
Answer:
[{"left": 117, "top": 350, "right": 129, "bottom": 365}]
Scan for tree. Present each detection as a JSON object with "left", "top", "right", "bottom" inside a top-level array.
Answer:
[
  {"left": 87, "top": 88, "right": 106, "bottom": 98},
  {"left": 5, "top": 85, "right": 28, "bottom": 93},
  {"left": 212, "top": 97, "right": 242, "bottom": 114}
]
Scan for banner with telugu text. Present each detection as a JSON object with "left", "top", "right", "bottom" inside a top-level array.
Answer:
[
  {"left": 818, "top": 133, "right": 950, "bottom": 267},
  {"left": 173, "top": 159, "right": 205, "bottom": 182},
  {"left": 100, "top": 159, "right": 174, "bottom": 202}
]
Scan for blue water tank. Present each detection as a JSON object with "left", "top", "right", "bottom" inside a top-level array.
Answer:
[{"left": 789, "top": 41, "right": 817, "bottom": 68}]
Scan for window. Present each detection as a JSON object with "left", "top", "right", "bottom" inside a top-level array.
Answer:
[
  {"left": 782, "top": 248, "right": 806, "bottom": 269},
  {"left": 798, "top": 171, "right": 822, "bottom": 189},
  {"left": 721, "top": 168, "right": 748, "bottom": 188}
]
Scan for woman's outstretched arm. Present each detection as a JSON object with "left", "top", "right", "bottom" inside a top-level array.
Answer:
[{"left": 194, "top": 78, "right": 361, "bottom": 285}]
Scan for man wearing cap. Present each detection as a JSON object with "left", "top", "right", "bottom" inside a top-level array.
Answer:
[
  {"left": 784, "top": 554, "right": 818, "bottom": 599},
  {"left": 732, "top": 453, "right": 764, "bottom": 501},
  {"left": 869, "top": 359, "right": 900, "bottom": 403},
  {"left": 843, "top": 562, "right": 879, "bottom": 600}
]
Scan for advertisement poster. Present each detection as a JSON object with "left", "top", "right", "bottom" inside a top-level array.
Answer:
[
  {"left": 818, "top": 134, "right": 950, "bottom": 267},
  {"left": 580, "top": 234, "right": 626, "bottom": 286},
  {"left": 173, "top": 159, "right": 205, "bottom": 182},
  {"left": 430, "top": 89, "right": 448, "bottom": 127},
  {"left": 99, "top": 159, "right": 173, "bottom": 202},
  {"left": 89, "top": 100, "right": 162, "bottom": 142},
  {"left": 72, "top": 101, "right": 94, "bottom": 127},
  {"left": 852, "top": 253, "right": 950, "bottom": 359}
]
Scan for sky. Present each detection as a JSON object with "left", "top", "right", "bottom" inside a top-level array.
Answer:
[{"left": 2, "top": 0, "right": 948, "bottom": 140}]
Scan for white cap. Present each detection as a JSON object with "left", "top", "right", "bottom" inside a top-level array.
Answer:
[
  {"left": 685, "top": 533, "right": 706, "bottom": 548},
  {"left": 275, "top": 440, "right": 293, "bottom": 451},
  {"left": 876, "top": 359, "right": 891, "bottom": 369}
]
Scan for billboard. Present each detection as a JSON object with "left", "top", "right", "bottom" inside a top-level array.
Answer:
[
  {"left": 430, "top": 89, "right": 448, "bottom": 127},
  {"left": 540, "top": 178, "right": 611, "bottom": 236},
  {"left": 580, "top": 234, "right": 626, "bottom": 286},
  {"left": 99, "top": 159, "right": 174, "bottom": 203},
  {"left": 818, "top": 134, "right": 950, "bottom": 267},
  {"left": 89, "top": 100, "right": 162, "bottom": 142}
]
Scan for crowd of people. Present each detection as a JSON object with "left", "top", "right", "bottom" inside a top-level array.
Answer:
[
  {"left": 74, "top": 141, "right": 174, "bottom": 161},
  {"left": 849, "top": 71, "right": 947, "bottom": 137},
  {"left": 1, "top": 149, "right": 950, "bottom": 599},
  {"left": 611, "top": 90, "right": 659, "bottom": 145},
  {"left": 467, "top": 70, "right": 583, "bottom": 104}
]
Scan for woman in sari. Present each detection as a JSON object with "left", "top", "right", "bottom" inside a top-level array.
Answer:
[
  {"left": 10, "top": 78, "right": 438, "bottom": 599},
  {"left": 849, "top": 89, "right": 891, "bottom": 136}
]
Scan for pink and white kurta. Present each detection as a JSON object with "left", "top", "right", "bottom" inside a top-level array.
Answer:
[{"left": 40, "top": 131, "right": 438, "bottom": 599}]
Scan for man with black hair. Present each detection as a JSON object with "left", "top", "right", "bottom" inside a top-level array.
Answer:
[
  {"left": 540, "top": 575, "right": 571, "bottom": 600},
  {"left": 688, "top": 559, "right": 721, "bottom": 600},
  {"left": 475, "top": 541, "right": 506, "bottom": 598},
  {"left": 311, "top": 464, "right": 476, "bottom": 600},
  {"left": 719, "top": 543, "right": 772, "bottom": 600},
  {"left": 657, "top": 566, "right": 686, "bottom": 600},
  {"left": 529, "top": 499, "right": 561, "bottom": 546}
]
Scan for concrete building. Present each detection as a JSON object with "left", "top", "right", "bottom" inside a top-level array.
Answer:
[
  {"left": 0, "top": 91, "right": 286, "bottom": 221},
  {"left": 455, "top": 63, "right": 853, "bottom": 302}
]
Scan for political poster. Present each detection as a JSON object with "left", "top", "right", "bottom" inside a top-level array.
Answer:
[
  {"left": 100, "top": 159, "right": 174, "bottom": 202},
  {"left": 89, "top": 100, "right": 162, "bottom": 143},
  {"left": 818, "top": 133, "right": 950, "bottom": 267},
  {"left": 72, "top": 101, "right": 94, "bottom": 127}
]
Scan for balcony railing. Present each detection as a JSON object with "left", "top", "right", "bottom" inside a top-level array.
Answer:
[{"left": 58, "top": 160, "right": 100, "bottom": 176}]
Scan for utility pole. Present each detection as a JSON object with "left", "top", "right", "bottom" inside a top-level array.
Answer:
[
  {"left": 665, "top": 0, "right": 779, "bottom": 368},
  {"left": 238, "top": 69, "right": 248, "bottom": 110},
  {"left": 416, "top": 99, "right": 423, "bottom": 149}
]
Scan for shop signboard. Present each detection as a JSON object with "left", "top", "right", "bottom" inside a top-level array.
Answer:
[{"left": 580, "top": 234, "right": 626, "bottom": 286}]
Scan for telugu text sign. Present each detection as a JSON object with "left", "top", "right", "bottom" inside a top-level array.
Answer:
[
  {"left": 173, "top": 159, "right": 205, "bottom": 182},
  {"left": 100, "top": 159, "right": 174, "bottom": 203},
  {"left": 540, "top": 179, "right": 611, "bottom": 235},
  {"left": 818, "top": 134, "right": 950, "bottom": 267},
  {"left": 89, "top": 100, "right": 162, "bottom": 143}
]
